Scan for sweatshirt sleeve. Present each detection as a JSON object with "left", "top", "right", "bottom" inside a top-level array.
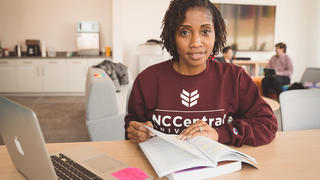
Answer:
[
  {"left": 215, "top": 70, "right": 278, "bottom": 147},
  {"left": 124, "top": 78, "right": 147, "bottom": 140}
]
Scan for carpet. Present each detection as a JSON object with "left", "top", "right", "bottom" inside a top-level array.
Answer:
[{"left": 0, "top": 96, "right": 90, "bottom": 145}]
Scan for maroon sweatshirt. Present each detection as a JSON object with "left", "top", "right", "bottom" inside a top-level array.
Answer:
[{"left": 124, "top": 60, "right": 278, "bottom": 147}]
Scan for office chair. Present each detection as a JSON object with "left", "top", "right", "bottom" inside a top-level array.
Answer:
[
  {"left": 279, "top": 89, "right": 320, "bottom": 131},
  {"left": 85, "top": 67, "right": 133, "bottom": 141}
]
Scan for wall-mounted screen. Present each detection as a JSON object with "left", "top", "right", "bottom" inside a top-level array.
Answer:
[{"left": 215, "top": 4, "right": 276, "bottom": 51}]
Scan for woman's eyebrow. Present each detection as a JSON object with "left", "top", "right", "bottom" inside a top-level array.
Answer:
[
  {"left": 178, "top": 24, "right": 213, "bottom": 29},
  {"left": 201, "top": 24, "right": 213, "bottom": 28},
  {"left": 178, "top": 24, "right": 192, "bottom": 28}
]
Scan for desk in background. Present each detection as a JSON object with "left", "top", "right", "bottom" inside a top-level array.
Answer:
[
  {"left": 1, "top": 129, "right": 319, "bottom": 180},
  {"left": 263, "top": 96, "right": 280, "bottom": 112},
  {"left": 233, "top": 60, "right": 268, "bottom": 77}
]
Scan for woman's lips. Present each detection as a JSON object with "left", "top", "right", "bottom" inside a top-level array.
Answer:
[{"left": 187, "top": 52, "right": 205, "bottom": 60}]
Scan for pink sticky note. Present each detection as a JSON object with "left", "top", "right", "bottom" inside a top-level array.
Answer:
[{"left": 111, "top": 167, "right": 149, "bottom": 180}]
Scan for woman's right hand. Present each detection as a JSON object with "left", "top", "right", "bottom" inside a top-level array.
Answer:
[{"left": 127, "top": 121, "right": 154, "bottom": 143}]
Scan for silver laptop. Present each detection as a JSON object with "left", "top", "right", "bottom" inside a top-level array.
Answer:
[{"left": 0, "top": 97, "right": 132, "bottom": 180}]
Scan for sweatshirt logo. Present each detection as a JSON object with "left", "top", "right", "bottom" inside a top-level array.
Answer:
[{"left": 180, "top": 89, "right": 199, "bottom": 107}]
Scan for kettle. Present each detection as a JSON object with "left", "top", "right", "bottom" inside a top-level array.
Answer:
[{"left": 15, "top": 45, "right": 22, "bottom": 57}]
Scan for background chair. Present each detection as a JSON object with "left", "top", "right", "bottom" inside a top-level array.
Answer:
[
  {"left": 279, "top": 89, "right": 320, "bottom": 131},
  {"left": 85, "top": 67, "right": 132, "bottom": 141}
]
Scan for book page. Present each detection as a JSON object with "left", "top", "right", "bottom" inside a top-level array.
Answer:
[
  {"left": 188, "top": 136, "right": 258, "bottom": 167},
  {"left": 188, "top": 136, "right": 230, "bottom": 162},
  {"left": 145, "top": 126, "right": 211, "bottom": 162},
  {"left": 139, "top": 136, "right": 215, "bottom": 178}
]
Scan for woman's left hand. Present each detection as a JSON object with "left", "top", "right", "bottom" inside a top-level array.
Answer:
[{"left": 178, "top": 120, "right": 219, "bottom": 141}]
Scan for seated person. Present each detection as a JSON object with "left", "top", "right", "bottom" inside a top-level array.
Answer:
[
  {"left": 262, "top": 42, "right": 293, "bottom": 97},
  {"left": 215, "top": 46, "right": 233, "bottom": 63},
  {"left": 124, "top": 0, "right": 277, "bottom": 147}
]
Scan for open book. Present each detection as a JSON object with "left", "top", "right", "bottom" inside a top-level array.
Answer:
[{"left": 139, "top": 126, "right": 258, "bottom": 180}]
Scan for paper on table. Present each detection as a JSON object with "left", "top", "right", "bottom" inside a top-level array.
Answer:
[{"left": 111, "top": 167, "right": 149, "bottom": 180}]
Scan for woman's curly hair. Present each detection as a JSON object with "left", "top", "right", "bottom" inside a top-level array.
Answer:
[{"left": 161, "top": 0, "right": 226, "bottom": 61}]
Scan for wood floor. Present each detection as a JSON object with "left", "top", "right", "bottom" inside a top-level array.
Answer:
[{"left": 0, "top": 96, "right": 90, "bottom": 145}]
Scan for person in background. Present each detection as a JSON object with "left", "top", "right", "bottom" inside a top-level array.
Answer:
[
  {"left": 215, "top": 46, "right": 233, "bottom": 63},
  {"left": 124, "top": 0, "right": 277, "bottom": 147},
  {"left": 262, "top": 42, "right": 293, "bottom": 97}
]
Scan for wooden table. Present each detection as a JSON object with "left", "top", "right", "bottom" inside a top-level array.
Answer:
[{"left": 1, "top": 130, "right": 319, "bottom": 180}]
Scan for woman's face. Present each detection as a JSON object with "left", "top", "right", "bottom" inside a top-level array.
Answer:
[
  {"left": 224, "top": 49, "right": 233, "bottom": 60},
  {"left": 175, "top": 7, "right": 215, "bottom": 68}
]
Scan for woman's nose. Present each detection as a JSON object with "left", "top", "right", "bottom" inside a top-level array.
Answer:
[{"left": 190, "top": 33, "right": 202, "bottom": 48}]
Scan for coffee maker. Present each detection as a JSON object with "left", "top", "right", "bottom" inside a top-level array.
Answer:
[{"left": 26, "top": 40, "right": 41, "bottom": 56}]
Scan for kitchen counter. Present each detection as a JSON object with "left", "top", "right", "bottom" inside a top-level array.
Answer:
[
  {"left": 0, "top": 56, "right": 111, "bottom": 59},
  {"left": 0, "top": 51, "right": 112, "bottom": 60}
]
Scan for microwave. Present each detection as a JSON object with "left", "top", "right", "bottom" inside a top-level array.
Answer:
[
  {"left": 76, "top": 33, "right": 99, "bottom": 56},
  {"left": 76, "top": 21, "right": 100, "bottom": 55}
]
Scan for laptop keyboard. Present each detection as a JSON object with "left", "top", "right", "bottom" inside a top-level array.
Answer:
[{"left": 50, "top": 153, "right": 103, "bottom": 180}]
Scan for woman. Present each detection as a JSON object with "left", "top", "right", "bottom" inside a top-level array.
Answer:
[
  {"left": 125, "top": 0, "right": 277, "bottom": 147},
  {"left": 215, "top": 46, "right": 233, "bottom": 64}
]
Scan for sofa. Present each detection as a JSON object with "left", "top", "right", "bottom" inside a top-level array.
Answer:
[{"left": 85, "top": 67, "right": 132, "bottom": 141}]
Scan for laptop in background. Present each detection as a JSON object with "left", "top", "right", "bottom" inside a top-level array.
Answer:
[
  {"left": 0, "top": 97, "right": 153, "bottom": 180},
  {"left": 264, "top": 68, "right": 276, "bottom": 78}
]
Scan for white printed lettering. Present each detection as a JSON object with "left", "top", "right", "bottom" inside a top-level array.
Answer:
[
  {"left": 162, "top": 115, "right": 171, "bottom": 127},
  {"left": 215, "top": 117, "right": 222, "bottom": 126},
  {"left": 222, "top": 114, "right": 226, "bottom": 124},
  {"left": 173, "top": 116, "right": 183, "bottom": 127},
  {"left": 174, "top": 128, "right": 180, "bottom": 134},
  {"left": 209, "top": 118, "right": 215, "bottom": 127},
  {"left": 193, "top": 118, "right": 200, "bottom": 123},
  {"left": 202, "top": 116, "right": 208, "bottom": 122},
  {"left": 184, "top": 119, "right": 192, "bottom": 127},
  {"left": 151, "top": 113, "right": 227, "bottom": 129},
  {"left": 152, "top": 114, "right": 161, "bottom": 126}
]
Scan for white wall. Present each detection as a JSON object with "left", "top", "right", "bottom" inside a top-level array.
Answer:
[
  {"left": 114, "top": 0, "right": 171, "bottom": 77},
  {"left": 272, "top": 0, "right": 310, "bottom": 81},
  {"left": 115, "top": 0, "right": 320, "bottom": 82},
  {"left": 0, "top": 0, "right": 112, "bottom": 52},
  {"left": 112, "top": 0, "right": 123, "bottom": 63},
  {"left": 1, "top": 0, "right": 319, "bottom": 79},
  {"left": 309, "top": 0, "right": 320, "bottom": 68}
]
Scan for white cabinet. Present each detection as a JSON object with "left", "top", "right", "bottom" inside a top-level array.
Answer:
[
  {"left": 0, "top": 60, "right": 17, "bottom": 92},
  {"left": 0, "top": 58, "right": 109, "bottom": 94},
  {"left": 66, "top": 60, "right": 88, "bottom": 92},
  {"left": 42, "top": 60, "right": 67, "bottom": 92},
  {"left": 16, "top": 60, "right": 42, "bottom": 92}
]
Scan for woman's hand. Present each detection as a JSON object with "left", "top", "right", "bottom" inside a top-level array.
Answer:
[
  {"left": 178, "top": 120, "right": 218, "bottom": 141},
  {"left": 127, "top": 121, "right": 154, "bottom": 143}
]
